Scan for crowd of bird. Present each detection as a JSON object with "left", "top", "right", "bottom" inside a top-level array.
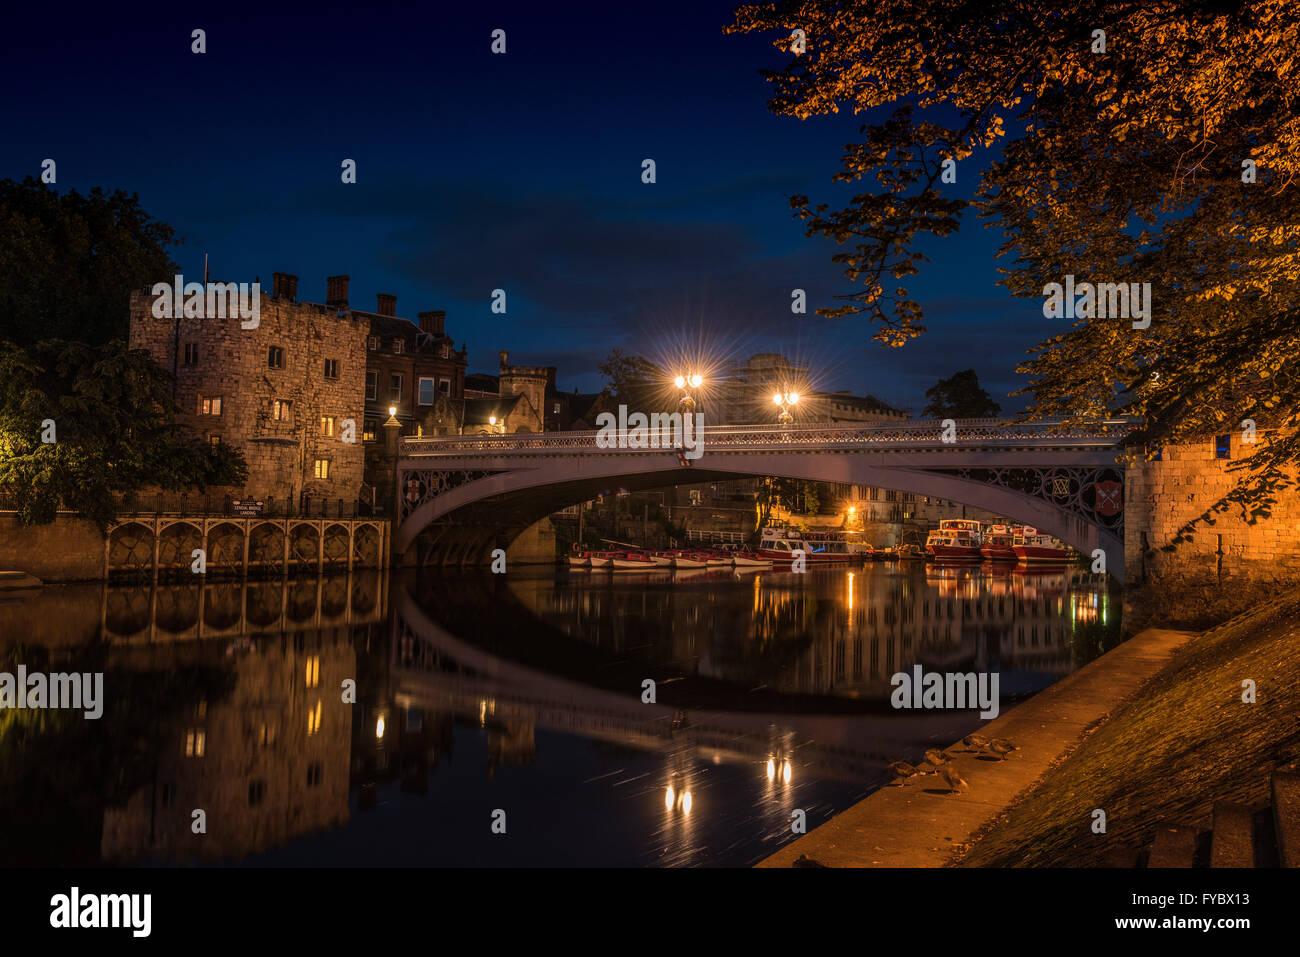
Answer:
[{"left": 888, "top": 734, "right": 1019, "bottom": 794}]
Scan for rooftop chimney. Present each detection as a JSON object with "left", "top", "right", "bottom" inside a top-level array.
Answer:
[
  {"left": 418, "top": 310, "right": 445, "bottom": 336},
  {"left": 499, "top": 350, "right": 509, "bottom": 371},
  {"left": 326, "top": 275, "right": 350, "bottom": 309},
  {"left": 376, "top": 293, "right": 397, "bottom": 316},
  {"left": 272, "top": 272, "right": 298, "bottom": 301}
]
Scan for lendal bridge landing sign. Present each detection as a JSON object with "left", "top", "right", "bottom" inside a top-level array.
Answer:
[{"left": 394, "top": 418, "right": 1136, "bottom": 581}]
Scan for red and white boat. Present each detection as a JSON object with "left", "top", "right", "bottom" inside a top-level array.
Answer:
[
  {"left": 731, "top": 551, "right": 773, "bottom": 568},
  {"left": 647, "top": 551, "right": 676, "bottom": 567},
  {"left": 757, "top": 527, "right": 850, "bottom": 563},
  {"left": 980, "top": 524, "right": 1018, "bottom": 561},
  {"left": 1012, "top": 528, "right": 1073, "bottom": 563},
  {"left": 586, "top": 550, "right": 616, "bottom": 568},
  {"left": 611, "top": 551, "right": 657, "bottom": 569},
  {"left": 925, "top": 519, "right": 983, "bottom": 561},
  {"left": 671, "top": 550, "right": 710, "bottom": 569}
]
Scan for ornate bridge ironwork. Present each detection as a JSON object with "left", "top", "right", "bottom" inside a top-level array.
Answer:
[{"left": 395, "top": 418, "right": 1137, "bottom": 580}]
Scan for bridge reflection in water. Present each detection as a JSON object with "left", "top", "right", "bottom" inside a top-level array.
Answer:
[{"left": 0, "top": 564, "right": 1116, "bottom": 866}]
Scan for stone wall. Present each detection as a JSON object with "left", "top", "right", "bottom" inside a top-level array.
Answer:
[
  {"left": 128, "top": 287, "right": 368, "bottom": 507},
  {"left": 0, "top": 514, "right": 106, "bottom": 581},
  {"left": 1124, "top": 433, "right": 1300, "bottom": 629}
]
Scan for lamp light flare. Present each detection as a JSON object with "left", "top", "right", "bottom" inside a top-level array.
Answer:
[
  {"left": 388, "top": 406, "right": 397, "bottom": 417},
  {"left": 773, "top": 393, "right": 783, "bottom": 405},
  {"left": 674, "top": 375, "right": 686, "bottom": 389},
  {"left": 689, "top": 374, "right": 702, "bottom": 388},
  {"left": 681, "top": 791, "right": 693, "bottom": 815},
  {"left": 782, "top": 761, "right": 792, "bottom": 784},
  {"left": 789, "top": 393, "right": 800, "bottom": 405},
  {"left": 767, "top": 757, "right": 776, "bottom": 780},
  {"left": 665, "top": 786, "right": 675, "bottom": 809}
]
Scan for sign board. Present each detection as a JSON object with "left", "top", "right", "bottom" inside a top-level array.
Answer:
[{"left": 230, "top": 500, "right": 264, "bottom": 517}]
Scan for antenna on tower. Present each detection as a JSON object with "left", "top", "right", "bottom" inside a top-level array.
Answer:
[{"left": 203, "top": 253, "right": 209, "bottom": 285}]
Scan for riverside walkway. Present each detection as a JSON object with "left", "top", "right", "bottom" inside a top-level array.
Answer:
[{"left": 759, "top": 628, "right": 1194, "bottom": 868}]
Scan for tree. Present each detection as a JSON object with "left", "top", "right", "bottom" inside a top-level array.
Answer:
[
  {"left": 598, "top": 349, "right": 670, "bottom": 411},
  {"left": 0, "top": 339, "right": 247, "bottom": 528},
  {"left": 0, "top": 178, "right": 181, "bottom": 347},
  {"left": 728, "top": 1, "right": 1300, "bottom": 517},
  {"left": 922, "top": 370, "right": 1002, "bottom": 419}
]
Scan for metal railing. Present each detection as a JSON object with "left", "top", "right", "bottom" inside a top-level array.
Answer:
[{"left": 399, "top": 417, "right": 1137, "bottom": 457}]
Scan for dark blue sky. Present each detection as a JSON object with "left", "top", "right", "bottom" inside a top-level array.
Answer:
[{"left": 2, "top": 0, "right": 1040, "bottom": 413}]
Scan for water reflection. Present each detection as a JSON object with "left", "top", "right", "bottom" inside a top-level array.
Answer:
[{"left": 0, "top": 562, "right": 1118, "bottom": 867}]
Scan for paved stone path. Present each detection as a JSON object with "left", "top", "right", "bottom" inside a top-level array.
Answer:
[{"left": 758, "top": 628, "right": 1195, "bottom": 868}]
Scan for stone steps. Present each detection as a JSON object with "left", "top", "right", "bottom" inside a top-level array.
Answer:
[{"left": 1121, "top": 769, "right": 1299, "bottom": 868}]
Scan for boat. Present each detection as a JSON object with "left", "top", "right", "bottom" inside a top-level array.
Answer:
[
  {"left": 925, "top": 519, "right": 983, "bottom": 561},
  {"left": 757, "top": 527, "right": 851, "bottom": 563},
  {"left": 702, "top": 550, "right": 731, "bottom": 567},
  {"left": 731, "top": 551, "right": 774, "bottom": 568},
  {"left": 979, "top": 524, "right": 1018, "bottom": 561},
  {"left": 897, "top": 544, "right": 925, "bottom": 560},
  {"left": 671, "top": 550, "right": 710, "bottom": 569},
  {"left": 1012, "top": 528, "right": 1073, "bottom": 563},
  {"left": 0, "top": 571, "right": 42, "bottom": 590},
  {"left": 567, "top": 553, "right": 591, "bottom": 568},
  {"left": 611, "top": 551, "right": 657, "bottom": 569},
  {"left": 647, "top": 551, "right": 676, "bottom": 567},
  {"left": 587, "top": 550, "right": 616, "bottom": 568}
]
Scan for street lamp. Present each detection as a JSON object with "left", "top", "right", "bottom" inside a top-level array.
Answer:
[
  {"left": 773, "top": 391, "right": 799, "bottom": 425},
  {"left": 675, "top": 372, "right": 704, "bottom": 414}
]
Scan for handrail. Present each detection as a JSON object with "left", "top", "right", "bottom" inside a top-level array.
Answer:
[{"left": 399, "top": 417, "right": 1138, "bottom": 456}]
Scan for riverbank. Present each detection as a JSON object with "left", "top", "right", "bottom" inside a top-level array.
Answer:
[
  {"left": 959, "top": 586, "right": 1300, "bottom": 866},
  {"left": 759, "top": 626, "right": 1194, "bottom": 867}
]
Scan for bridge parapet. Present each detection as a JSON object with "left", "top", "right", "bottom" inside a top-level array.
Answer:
[{"left": 400, "top": 418, "right": 1138, "bottom": 458}]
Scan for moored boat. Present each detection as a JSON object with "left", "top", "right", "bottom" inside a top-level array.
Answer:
[
  {"left": 1012, "top": 529, "right": 1073, "bottom": 563},
  {"left": 671, "top": 550, "right": 710, "bottom": 568},
  {"left": 731, "top": 551, "right": 774, "bottom": 568},
  {"left": 925, "top": 519, "right": 983, "bottom": 561},
  {"left": 980, "top": 524, "right": 1017, "bottom": 561}
]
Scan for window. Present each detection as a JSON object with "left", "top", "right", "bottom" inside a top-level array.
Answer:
[
  {"left": 553, "top": 402, "right": 560, "bottom": 414},
  {"left": 418, "top": 377, "right": 436, "bottom": 405},
  {"left": 438, "top": 378, "right": 451, "bottom": 397},
  {"left": 440, "top": 344, "right": 450, "bottom": 359},
  {"left": 1215, "top": 434, "right": 1231, "bottom": 459},
  {"left": 307, "top": 700, "right": 322, "bottom": 736},
  {"left": 307, "top": 763, "right": 323, "bottom": 787},
  {"left": 365, "top": 370, "right": 378, "bottom": 401},
  {"left": 324, "top": 358, "right": 339, "bottom": 379},
  {"left": 268, "top": 345, "right": 284, "bottom": 369},
  {"left": 389, "top": 373, "right": 403, "bottom": 401},
  {"left": 272, "top": 399, "right": 291, "bottom": 421},
  {"left": 208, "top": 434, "right": 221, "bottom": 447},
  {"left": 182, "top": 343, "right": 199, "bottom": 366},
  {"left": 199, "top": 395, "right": 222, "bottom": 416},
  {"left": 248, "top": 781, "right": 266, "bottom": 806},
  {"left": 185, "top": 728, "right": 206, "bottom": 757},
  {"left": 320, "top": 416, "right": 335, "bottom": 437},
  {"left": 314, "top": 459, "right": 331, "bottom": 480},
  {"left": 367, "top": 335, "right": 379, "bottom": 351},
  {"left": 363, "top": 418, "right": 377, "bottom": 442},
  {"left": 305, "top": 655, "right": 320, "bottom": 688},
  {"left": 393, "top": 340, "right": 404, "bottom": 354}
]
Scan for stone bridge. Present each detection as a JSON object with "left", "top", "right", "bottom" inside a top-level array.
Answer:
[{"left": 394, "top": 418, "right": 1134, "bottom": 581}]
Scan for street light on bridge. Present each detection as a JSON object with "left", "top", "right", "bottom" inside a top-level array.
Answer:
[
  {"left": 675, "top": 373, "right": 704, "bottom": 414},
  {"left": 773, "top": 391, "right": 799, "bottom": 425}
]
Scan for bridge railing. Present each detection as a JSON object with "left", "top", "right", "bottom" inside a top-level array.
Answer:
[{"left": 400, "top": 417, "right": 1137, "bottom": 457}]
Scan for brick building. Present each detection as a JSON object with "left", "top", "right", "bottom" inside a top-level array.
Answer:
[{"left": 128, "top": 273, "right": 368, "bottom": 511}]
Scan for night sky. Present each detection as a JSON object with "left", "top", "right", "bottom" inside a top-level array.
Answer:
[{"left": 2, "top": 0, "right": 1038, "bottom": 413}]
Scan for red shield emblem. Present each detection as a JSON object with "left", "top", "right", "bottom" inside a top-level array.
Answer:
[{"left": 1093, "top": 480, "right": 1122, "bottom": 517}]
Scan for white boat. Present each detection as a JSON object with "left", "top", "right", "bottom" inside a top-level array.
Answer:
[
  {"left": 567, "top": 554, "right": 590, "bottom": 568},
  {"left": 671, "top": 551, "right": 709, "bottom": 568},
  {"left": 612, "top": 553, "right": 657, "bottom": 570},
  {"left": 731, "top": 553, "right": 773, "bottom": 568}
]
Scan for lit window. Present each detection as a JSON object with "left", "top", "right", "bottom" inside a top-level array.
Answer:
[
  {"left": 199, "top": 396, "right": 222, "bottom": 415},
  {"left": 320, "top": 416, "right": 335, "bottom": 437},
  {"left": 185, "top": 728, "right": 206, "bottom": 757},
  {"left": 363, "top": 419, "right": 377, "bottom": 442},
  {"left": 324, "top": 358, "right": 339, "bottom": 379},
  {"left": 305, "top": 655, "right": 320, "bottom": 688},
  {"left": 307, "top": 700, "right": 322, "bottom": 736},
  {"left": 208, "top": 434, "right": 221, "bottom": 447},
  {"left": 273, "top": 399, "right": 291, "bottom": 421},
  {"left": 314, "top": 459, "right": 331, "bottom": 479}
]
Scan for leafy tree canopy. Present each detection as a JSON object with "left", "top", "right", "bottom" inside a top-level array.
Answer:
[
  {"left": 922, "top": 369, "right": 1002, "bottom": 419},
  {"left": 0, "top": 178, "right": 180, "bottom": 348},
  {"left": 0, "top": 339, "right": 247, "bottom": 529},
  {"left": 728, "top": 0, "right": 1300, "bottom": 516},
  {"left": 598, "top": 349, "right": 671, "bottom": 411}
]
